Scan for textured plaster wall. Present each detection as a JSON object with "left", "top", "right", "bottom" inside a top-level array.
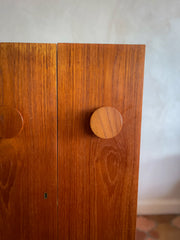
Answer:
[{"left": 0, "top": 0, "right": 180, "bottom": 214}]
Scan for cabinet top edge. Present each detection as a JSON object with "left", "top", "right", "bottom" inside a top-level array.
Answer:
[
  {"left": 0, "top": 42, "right": 146, "bottom": 48},
  {"left": 57, "top": 43, "right": 146, "bottom": 47},
  {"left": 0, "top": 42, "right": 56, "bottom": 46}
]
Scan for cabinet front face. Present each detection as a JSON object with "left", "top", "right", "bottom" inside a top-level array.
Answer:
[
  {"left": 58, "top": 43, "right": 145, "bottom": 240},
  {"left": 0, "top": 43, "right": 57, "bottom": 240},
  {"left": 0, "top": 43, "right": 145, "bottom": 240}
]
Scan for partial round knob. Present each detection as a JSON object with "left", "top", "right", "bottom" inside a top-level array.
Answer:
[
  {"left": 90, "top": 106, "right": 123, "bottom": 139},
  {"left": 0, "top": 106, "right": 24, "bottom": 138}
]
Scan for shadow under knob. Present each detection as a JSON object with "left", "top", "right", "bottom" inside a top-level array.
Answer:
[
  {"left": 0, "top": 106, "right": 24, "bottom": 138},
  {"left": 90, "top": 106, "right": 123, "bottom": 139}
]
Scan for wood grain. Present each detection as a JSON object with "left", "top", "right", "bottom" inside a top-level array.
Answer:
[
  {"left": 90, "top": 106, "right": 123, "bottom": 139},
  {"left": 58, "top": 43, "right": 145, "bottom": 240},
  {"left": 0, "top": 106, "right": 24, "bottom": 138},
  {"left": 0, "top": 43, "right": 57, "bottom": 240}
]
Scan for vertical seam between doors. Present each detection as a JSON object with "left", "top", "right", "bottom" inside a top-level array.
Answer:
[{"left": 56, "top": 43, "right": 58, "bottom": 240}]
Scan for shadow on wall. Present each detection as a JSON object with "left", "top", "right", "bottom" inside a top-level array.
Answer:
[
  {"left": 167, "top": 181, "right": 180, "bottom": 200},
  {"left": 138, "top": 154, "right": 180, "bottom": 200}
]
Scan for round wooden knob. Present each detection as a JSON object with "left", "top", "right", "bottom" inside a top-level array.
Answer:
[
  {"left": 90, "top": 107, "right": 123, "bottom": 139},
  {"left": 0, "top": 106, "right": 24, "bottom": 138}
]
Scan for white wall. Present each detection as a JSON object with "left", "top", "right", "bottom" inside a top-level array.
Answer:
[{"left": 0, "top": 0, "right": 180, "bottom": 214}]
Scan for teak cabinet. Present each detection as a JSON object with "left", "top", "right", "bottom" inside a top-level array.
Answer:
[{"left": 0, "top": 43, "right": 145, "bottom": 240}]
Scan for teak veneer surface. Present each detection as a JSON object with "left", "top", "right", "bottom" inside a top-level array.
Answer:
[
  {"left": 0, "top": 43, "right": 57, "bottom": 240},
  {"left": 57, "top": 43, "right": 145, "bottom": 240},
  {"left": 0, "top": 43, "right": 145, "bottom": 240}
]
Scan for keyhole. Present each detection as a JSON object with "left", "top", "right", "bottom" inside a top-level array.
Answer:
[{"left": 44, "top": 192, "right": 48, "bottom": 199}]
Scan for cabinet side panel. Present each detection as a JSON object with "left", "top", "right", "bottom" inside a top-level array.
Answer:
[
  {"left": 0, "top": 43, "right": 57, "bottom": 240},
  {"left": 58, "top": 43, "right": 145, "bottom": 240}
]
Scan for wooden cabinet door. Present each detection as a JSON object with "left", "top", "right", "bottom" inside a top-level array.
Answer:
[
  {"left": 0, "top": 43, "right": 145, "bottom": 240},
  {"left": 57, "top": 43, "right": 145, "bottom": 240},
  {"left": 0, "top": 43, "right": 57, "bottom": 240}
]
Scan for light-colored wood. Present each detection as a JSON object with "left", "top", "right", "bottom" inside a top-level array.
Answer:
[
  {"left": 90, "top": 106, "right": 123, "bottom": 139},
  {"left": 58, "top": 43, "right": 145, "bottom": 240},
  {"left": 0, "top": 43, "right": 57, "bottom": 240},
  {"left": 0, "top": 106, "right": 24, "bottom": 138}
]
